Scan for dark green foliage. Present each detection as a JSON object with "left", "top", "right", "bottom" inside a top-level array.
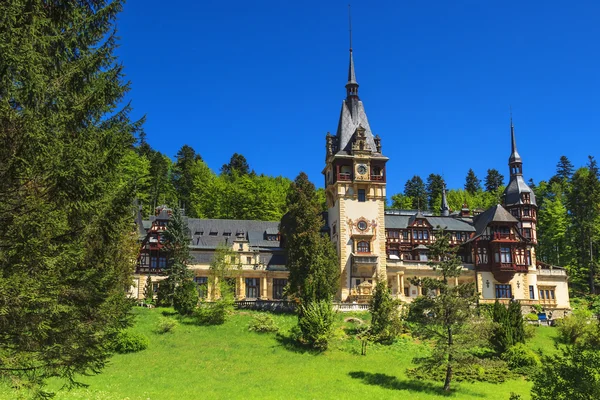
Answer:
[
  {"left": 280, "top": 173, "right": 339, "bottom": 304},
  {"left": 501, "top": 343, "right": 541, "bottom": 375},
  {"left": 172, "top": 145, "right": 202, "bottom": 217},
  {"left": 221, "top": 153, "right": 251, "bottom": 177},
  {"left": 159, "top": 208, "right": 197, "bottom": 315},
  {"left": 407, "top": 356, "right": 517, "bottom": 384},
  {"left": 404, "top": 175, "right": 427, "bottom": 210},
  {"left": 407, "top": 229, "right": 479, "bottom": 391},
  {"left": 426, "top": 174, "right": 445, "bottom": 210},
  {"left": 490, "top": 300, "right": 525, "bottom": 354},
  {"left": 510, "top": 393, "right": 523, "bottom": 400},
  {"left": 297, "top": 300, "right": 336, "bottom": 350},
  {"left": 0, "top": 0, "right": 140, "bottom": 391},
  {"left": 369, "top": 281, "right": 402, "bottom": 342},
  {"left": 113, "top": 331, "right": 149, "bottom": 354},
  {"left": 173, "top": 280, "right": 198, "bottom": 316},
  {"left": 144, "top": 275, "right": 154, "bottom": 304},
  {"left": 484, "top": 169, "right": 504, "bottom": 192},
  {"left": 555, "top": 155, "right": 575, "bottom": 182},
  {"left": 531, "top": 345, "right": 600, "bottom": 400},
  {"left": 465, "top": 169, "right": 482, "bottom": 194},
  {"left": 248, "top": 314, "right": 279, "bottom": 333}
]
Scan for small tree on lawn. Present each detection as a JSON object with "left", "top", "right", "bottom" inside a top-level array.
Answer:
[
  {"left": 407, "top": 228, "right": 478, "bottom": 391},
  {"left": 195, "top": 244, "right": 240, "bottom": 325},
  {"left": 490, "top": 299, "right": 525, "bottom": 354},
  {"left": 157, "top": 208, "right": 197, "bottom": 315},
  {"left": 369, "top": 280, "right": 402, "bottom": 343},
  {"left": 144, "top": 275, "right": 154, "bottom": 304},
  {"left": 280, "top": 172, "right": 339, "bottom": 349}
]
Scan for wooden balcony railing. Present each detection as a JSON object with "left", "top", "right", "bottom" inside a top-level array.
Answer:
[
  {"left": 370, "top": 175, "right": 384, "bottom": 181},
  {"left": 492, "top": 233, "right": 517, "bottom": 241},
  {"left": 338, "top": 172, "right": 352, "bottom": 181}
]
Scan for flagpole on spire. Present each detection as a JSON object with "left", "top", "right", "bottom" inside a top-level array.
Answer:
[{"left": 348, "top": 4, "right": 353, "bottom": 51}]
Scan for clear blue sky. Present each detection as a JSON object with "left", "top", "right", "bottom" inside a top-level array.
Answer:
[{"left": 116, "top": 0, "right": 600, "bottom": 197}]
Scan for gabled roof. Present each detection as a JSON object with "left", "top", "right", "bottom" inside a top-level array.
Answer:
[{"left": 472, "top": 204, "right": 519, "bottom": 235}]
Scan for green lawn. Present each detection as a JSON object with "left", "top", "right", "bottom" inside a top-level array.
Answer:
[{"left": 2, "top": 308, "right": 560, "bottom": 400}]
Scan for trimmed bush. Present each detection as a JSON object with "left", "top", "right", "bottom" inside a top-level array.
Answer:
[
  {"left": 502, "top": 343, "right": 541, "bottom": 375},
  {"left": 113, "top": 331, "right": 149, "bottom": 354},
  {"left": 156, "top": 317, "right": 178, "bottom": 334},
  {"left": 248, "top": 313, "right": 278, "bottom": 333},
  {"left": 525, "top": 313, "right": 539, "bottom": 322},
  {"left": 298, "top": 300, "right": 335, "bottom": 351}
]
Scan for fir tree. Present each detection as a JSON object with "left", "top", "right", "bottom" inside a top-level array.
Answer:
[
  {"left": 369, "top": 280, "right": 402, "bottom": 342},
  {"left": 280, "top": 172, "right": 339, "bottom": 304},
  {"left": 144, "top": 275, "right": 154, "bottom": 304},
  {"left": 555, "top": 155, "right": 575, "bottom": 181},
  {"left": 464, "top": 169, "right": 482, "bottom": 194},
  {"left": 221, "top": 153, "right": 251, "bottom": 177},
  {"left": 426, "top": 174, "right": 445, "bottom": 211},
  {"left": 407, "top": 229, "right": 478, "bottom": 391},
  {"left": 0, "top": 0, "right": 140, "bottom": 392},
  {"left": 172, "top": 144, "right": 202, "bottom": 217},
  {"left": 484, "top": 169, "right": 504, "bottom": 193},
  {"left": 404, "top": 175, "right": 427, "bottom": 210}
]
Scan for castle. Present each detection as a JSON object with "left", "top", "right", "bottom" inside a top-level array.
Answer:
[{"left": 132, "top": 46, "right": 570, "bottom": 314}]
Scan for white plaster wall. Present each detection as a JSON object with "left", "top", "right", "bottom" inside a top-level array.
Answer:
[{"left": 479, "top": 271, "right": 496, "bottom": 299}]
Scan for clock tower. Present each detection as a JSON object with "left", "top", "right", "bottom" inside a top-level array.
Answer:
[{"left": 323, "top": 45, "right": 388, "bottom": 301}]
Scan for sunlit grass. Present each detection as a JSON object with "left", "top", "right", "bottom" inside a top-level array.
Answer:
[{"left": 1, "top": 307, "right": 560, "bottom": 400}]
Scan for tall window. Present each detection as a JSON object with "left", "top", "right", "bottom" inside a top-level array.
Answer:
[
  {"left": 529, "top": 285, "right": 535, "bottom": 300},
  {"left": 403, "top": 231, "right": 409, "bottom": 240},
  {"left": 523, "top": 207, "right": 530, "bottom": 216},
  {"left": 195, "top": 277, "right": 208, "bottom": 298},
  {"left": 522, "top": 228, "right": 531, "bottom": 239},
  {"left": 495, "top": 284, "right": 512, "bottom": 298},
  {"left": 500, "top": 247, "right": 512, "bottom": 263},
  {"left": 423, "top": 231, "right": 429, "bottom": 240},
  {"left": 358, "top": 189, "right": 366, "bottom": 202},
  {"left": 158, "top": 257, "right": 167, "bottom": 269},
  {"left": 245, "top": 278, "right": 260, "bottom": 299},
  {"left": 150, "top": 257, "right": 158, "bottom": 269},
  {"left": 357, "top": 241, "right": 370, "bottom": 253},
  {"left": 273, "top": 279, "right": 287, "bottom": 300},
  {"left": 477, "top": 247, "right": 488, "bottom": 264}
]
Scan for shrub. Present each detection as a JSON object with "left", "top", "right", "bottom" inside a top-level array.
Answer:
[
  {"left": 249, "top": 313, "right": 278, "bottom": 333},
  {"left": 555, "top": 310, "right": 599, "bottom": 346},
  {"left": 113, "top": 331, "right": 149, "bottom": 354},
  {"left": 509, "top": 393, "right": 522, "bottom": 400},
  {"left": 502, "top": 343, "right": 541, "bottom": 375},
  {"left": 173, "top": 279, "right": 198, "bottom": 316},
  {"left": 525, "top": 312, "right": 539, "bottom": 322},
  {"left": 156, "top": 317, "right": 178, "bottom": 334},
  {"left": 298, "top": 300, "right": 335, "bottom": 351},
  {"left": 369, "top": 281, "right": 402, "bottom": 343},
  {"left": 524, "top": 324, "right": 537, "bottom": 340},
  {"left": 490, "top": 300, "right": 525, "bottom": 354}
]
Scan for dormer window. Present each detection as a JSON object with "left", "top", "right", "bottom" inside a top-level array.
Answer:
[{"left": 522, "top": 193, "right": 530, "bottom": 204}]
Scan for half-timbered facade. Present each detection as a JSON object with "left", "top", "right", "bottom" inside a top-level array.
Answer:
[{"left": 132, "top": 44, "right": 570, "bottom": 315}]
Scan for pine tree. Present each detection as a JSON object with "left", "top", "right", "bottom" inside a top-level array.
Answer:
[
  {"left": 404, "top": 175, "right": 427, "bottom": 210},
  {"left": 484, "top": 169, "right": 504, "bottom": 193},
  {"left": 0, "top": 0, "right": 140, "bottom": 392},
  {"left": 221, "top": 153, "right": 251, "bottom": 177},
  {"left": 369, "top": 280, "right": 402, "bottom": 342},
  {"left": 426, "top": 174, "right": 445, "bottom": 211},
  {"left": 490, "top": 300, "right": 525, "bottom": 354},
  {"left": 158, "top": 208, "right": 197, "bottom": 315},
  {"left": 280, "top": 173, "right": 339, "bottom": 304},
  {"left": 464, "top": 169, "right": 482, "bottom": 194},
  {"left": 407, "top": 229, "right": 478, "bottom": 391},
  {"left": 567, "top": 158, "right": 600, "bottom": 294},
  {"left": 144, "top": 275, "right": 154, "bottom": 304},
  {"left": 555, "top": 155, "right": 575, "bottom": 181},
  {"left": 172, "top": 144, "right": 202, "bottom": 217}
]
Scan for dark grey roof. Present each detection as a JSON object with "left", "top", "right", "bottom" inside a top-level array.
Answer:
[
  {"left": 473, "top": 204, "right": 519, "bottom": 235},
  {"left": 509, "top": 122, "right": 522, "bottom": 164},
  {"left": 440, "top": 187, "right": 450, "bottom": 217},
  {"left": 189, "top": 249, "right": 286, "bottom": 269},
  {"left": 503, "top": 175, "right": 537, "bottom": 206},
  {"left": 347, "top": 49, "right": 358, "bottom": 86},
  {"left": 335, "top": 99, "right": 380, "bottom": 155},
  {"left": 384, "top": 215, "right": 475, "bottom": 232}
]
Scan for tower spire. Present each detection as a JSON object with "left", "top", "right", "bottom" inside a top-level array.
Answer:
[
  {"left": 508, "top": 113, "right": 523, "bottom": 176},
  {"left": 440, "top": 185, "right": 450, "bottom": 217},
  {"left": 346, "top": 4, "right": 359, "bottom": 97}
]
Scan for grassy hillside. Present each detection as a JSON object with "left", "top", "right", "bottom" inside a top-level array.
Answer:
[{"left": 2, "top": 307, "right": 559, "bottom": 400}]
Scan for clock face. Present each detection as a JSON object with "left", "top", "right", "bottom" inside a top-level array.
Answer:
[{"left": 357, "top": 164, "right": 367, "bottom": 175}]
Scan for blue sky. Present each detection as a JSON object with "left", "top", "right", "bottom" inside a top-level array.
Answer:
[{"left": 116, "top": 0, "right": 600, "bottom": 196}]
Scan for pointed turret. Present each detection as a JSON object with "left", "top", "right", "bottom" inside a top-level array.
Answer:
[
  {"left": 509, "top": 117, "right": 522, "bottom": 167},
  {"left": 440, "top": 186, "right": 450, "bottom": 217},
  {"left": 502, "top": 118, "right": 537, "bottom": 207},
  {"left": 346, "top": 49, "right": 359, "bottom": 98}
]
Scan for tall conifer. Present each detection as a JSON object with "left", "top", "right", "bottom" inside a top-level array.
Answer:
[{"left": 0, "top": 0, "right": 140, "bottom": 392}]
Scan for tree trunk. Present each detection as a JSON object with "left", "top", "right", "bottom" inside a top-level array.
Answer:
[{"left": 444, "top": 326, "right": 453, "bottom": 391}]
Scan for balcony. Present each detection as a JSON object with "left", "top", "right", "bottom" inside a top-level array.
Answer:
[
  {"left": 352, "top": 253, "right": 378, "bottom": 265},
  {"left": 370, "top": 174, "right": 384, "bottom": 182},
  {"left": 491, "top": 233, "right": 517, "bottom": 241},
  {"left": 337, "top": 172, "right": 352, "bottom": 181}
]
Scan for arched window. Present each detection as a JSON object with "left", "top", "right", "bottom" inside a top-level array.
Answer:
[{"left": 357, "top": 241, "right": 370, "bottom": 253}]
